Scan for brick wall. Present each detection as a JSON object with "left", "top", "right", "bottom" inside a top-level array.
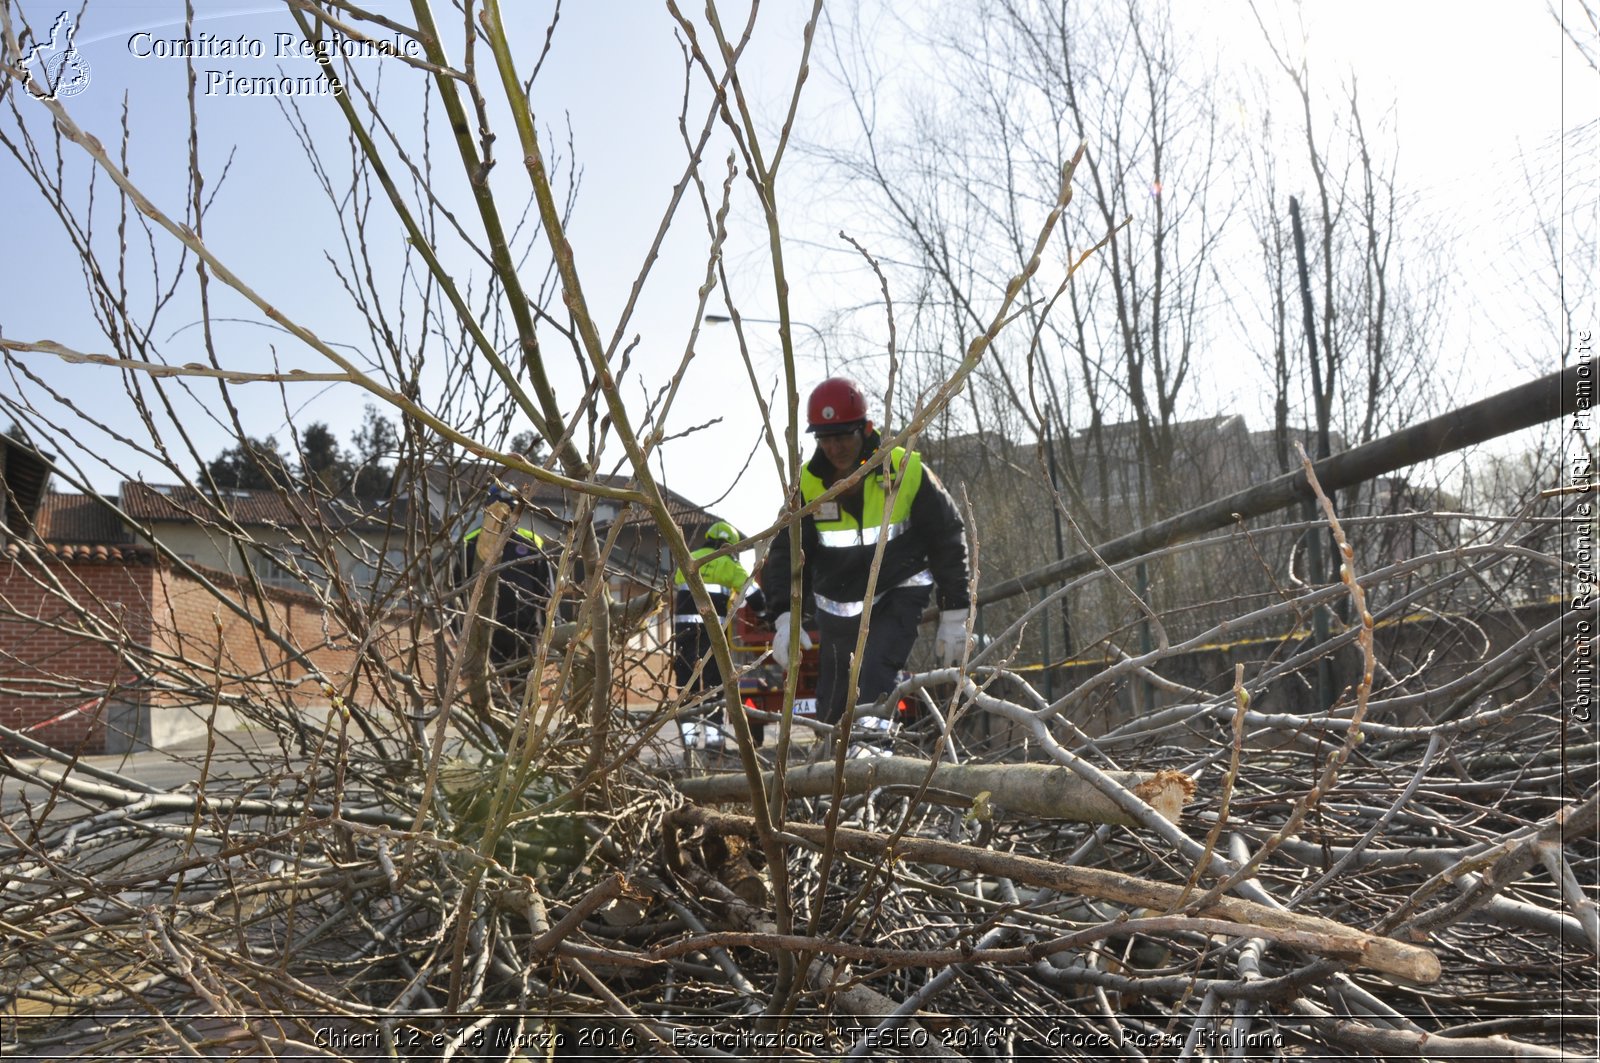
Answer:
[
  {"left": 146, "top": 566, "right": 364, "bottom": 709},
  {"left": 1, "top": 551, "right": 430, "bottom": 755},
  {"left": 0, "top": 554, "right": 154, "bottom": 753}
]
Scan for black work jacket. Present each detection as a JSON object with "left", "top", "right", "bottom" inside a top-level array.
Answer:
[{"left": 462, "top": 526, "right": 554, "bottom": 636}]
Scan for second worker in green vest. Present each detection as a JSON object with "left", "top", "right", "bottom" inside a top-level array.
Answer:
[
  {"left": 760, "top": 377, "right": 973, "bottom": 727},
  {"left": 673, "top": 520, "right": 765, "bottom": 751}
]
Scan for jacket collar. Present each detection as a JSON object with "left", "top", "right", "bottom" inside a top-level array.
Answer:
[{"left": 807, "top": 427, "right": 885, "bottom": 485}]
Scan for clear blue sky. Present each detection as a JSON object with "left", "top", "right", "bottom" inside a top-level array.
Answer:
[{"left": 2, "top": 1, "right": 1594, "bottom": 542}]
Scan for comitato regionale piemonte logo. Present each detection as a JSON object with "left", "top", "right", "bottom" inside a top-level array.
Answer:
[{"left": 22, "top": 11, "right": 91, "bottom": 100}]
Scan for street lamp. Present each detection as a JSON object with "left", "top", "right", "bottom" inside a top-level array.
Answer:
[{"left": 703, "top": 313, "right": 832, "bottom": 374}]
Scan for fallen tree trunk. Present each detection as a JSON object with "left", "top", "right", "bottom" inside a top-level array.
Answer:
[
  {"left": 675, "top": 756, "right": 1195, "bottom": 826},
  {"left": 671, "top": 807, "right": 1442, "bottom": 984}
]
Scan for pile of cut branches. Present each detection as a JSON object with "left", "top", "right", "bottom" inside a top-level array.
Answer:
[{"left": 3, "top": 479, "right": 1593, "bottom": 1061}]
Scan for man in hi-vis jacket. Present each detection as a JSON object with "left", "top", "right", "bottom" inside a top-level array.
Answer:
[
  {"left": 761, "top": 377, "right": 972, "bottom": 728},
  {"left": 673, "top": 520, "right": 763, "bottom": 750}
]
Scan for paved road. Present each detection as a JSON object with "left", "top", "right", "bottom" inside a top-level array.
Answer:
[{"left": 1, "top": 726, "right": 289, "bottom": 814}]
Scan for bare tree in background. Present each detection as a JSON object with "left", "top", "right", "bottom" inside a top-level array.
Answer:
[
  {"left": 1245, "top": 4, "right": 1451, "bottom": 466},
  {"left": 816, "top": 0, "right": 1245, "bottom": 667}
]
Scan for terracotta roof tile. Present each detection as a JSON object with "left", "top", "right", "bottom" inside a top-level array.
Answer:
[
  {"left": 120, "top": 481, "right": 304, "bottom": 526},
  {"left": 4, "top": 540, "right": 157, "bottom": 565}
]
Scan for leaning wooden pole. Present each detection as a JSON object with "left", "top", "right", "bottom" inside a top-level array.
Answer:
[{"left": 976, "top": 364, "right": 1582, "bottom": 608}]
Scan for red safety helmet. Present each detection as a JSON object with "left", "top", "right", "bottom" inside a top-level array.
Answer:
[{"left": 806, "top": 377, "right": 870, "bottom": 435}]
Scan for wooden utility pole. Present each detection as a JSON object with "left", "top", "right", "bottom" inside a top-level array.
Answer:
[{"left": 1290, "top": 196, "right": 1336, "bottom": 713}]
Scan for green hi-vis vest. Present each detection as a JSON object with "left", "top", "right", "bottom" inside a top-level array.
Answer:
[
  {"left": 798, "top": 447, "right": 934, "bottom": 617},
  {"left": 800, "top": 446, "right": 923, "bottom": 548}
]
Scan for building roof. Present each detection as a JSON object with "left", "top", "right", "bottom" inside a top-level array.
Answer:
[
  {"left": 118, "top": 482, "right": 408, "bottom": 532},
  {"left": 39, "top": 492, "right": 131, "bottom": 544},
  {"left": 120, "top": 482, "right": 304, "bottom": 527},
  {"left": 424, "top": 461, "right": 574, "bottom": 507},
  {"left": 29, "top": 485, "right": 411, "bottom": 567},
  {"left": 609, "top": 483, "right": 726, "bottom": 531},
  {"left": 425, "top": 461, "right": 724, "bottom": 532}
]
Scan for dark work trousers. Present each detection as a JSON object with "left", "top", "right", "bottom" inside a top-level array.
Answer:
[
  {"left": 673, "top": 621, "right": 724, "bottom": 722},
  {"left": 673, "top": 621, "right": 767, "bottom": 746},
  {"left": 813, "top": 584, "right": 931, "bottom": 726}
]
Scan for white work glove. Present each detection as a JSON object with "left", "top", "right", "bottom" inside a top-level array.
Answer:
[
  {"left": 771, "top": 612, "right": 813, "bottom": 672},
  {"left": 934, "top": 608, "right": 971, "bottom": 667}
]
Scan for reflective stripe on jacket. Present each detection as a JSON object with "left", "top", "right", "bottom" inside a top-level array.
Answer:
[
  {"left": 804, "top": 447, "right": 923, "bottom": 549},
  {"left": 464, "top": 525, "right": 544, "bottom": 551},
  {"left": 801, "top": 447, "right": 929, "bottom": 616}
]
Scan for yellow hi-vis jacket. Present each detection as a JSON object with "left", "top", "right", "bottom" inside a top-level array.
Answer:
[{"left": 673, "top": 547, "right": 754, "bottom": 625}]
